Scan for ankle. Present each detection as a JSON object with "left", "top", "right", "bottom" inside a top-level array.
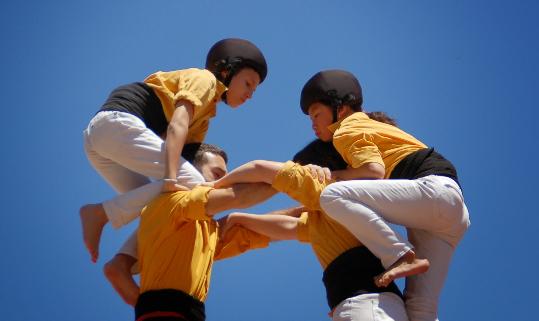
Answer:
[{"left": 402, "top": 249, "right": 416, "bottom": 263}]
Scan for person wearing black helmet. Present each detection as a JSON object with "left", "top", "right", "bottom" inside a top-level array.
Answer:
[
  {"left": 301, "top": 70, "right": 470, "bottom": 321},
  {"left": 215, "top": 139, "right": 409, "bottom": 321},
  {"left": 79, "top": 38, "right": 268, "bottom": 265}
]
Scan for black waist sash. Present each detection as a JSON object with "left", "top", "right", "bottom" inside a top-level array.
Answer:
[
  {"left": 135, "top": 289, "right": 205, "bottom": 321},
  {"left": 390, "top": 147, "right": 460, "bottom": 187},
  {"left": 100, "top": 82, "right": 168, "bottom": 136},
  {"left": 322, "top": 247, "right": 403, "bottom": 310}
]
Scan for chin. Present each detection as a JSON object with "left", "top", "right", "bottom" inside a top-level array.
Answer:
[
  {"left": 227, "top": 99, "right": 241, "bottom": 108},
  {"left": 317, "top": 133, "right": 332, "bottom": 142}
]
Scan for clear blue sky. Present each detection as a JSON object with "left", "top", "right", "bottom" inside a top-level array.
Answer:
[{"left": 1, "top": 1, "right": 538, "bottom": 320}]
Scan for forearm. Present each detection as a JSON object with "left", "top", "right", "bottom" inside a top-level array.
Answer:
[
  {"left": 228, "top": 183, "right": 277, "bottom": 210},
  {"left": 206, "top": 183, "right": 277, "bottom": 216},
  {"left": 230, "top": 213, "right": 299, "bottom": 241},
  {"left": 213, "top": 160, "right": 284, "bottom": 188},
  {"left": 164, "top": 102, "right": 193, "bottom": 179},
  {"left": 265, "top": 206, "right": 306, "bottom": 217},
  {"left": 332, "top": 162, "right": 385, "bottom": 180}
]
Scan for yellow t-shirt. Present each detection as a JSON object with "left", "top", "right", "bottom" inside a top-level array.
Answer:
[
  {"left": 328, "top": 112, "right": 427, "bottom": 178},
  {"left": 270, "top": 161, "right": 362, "bottom": 269},
  {"left": 297, "top": 211, "right": 361, "bottom": 269},
  {"left": 138, "top": 186, "right": 270, "bottom": 302},
  {"left": 144, "top": 68, "right": 228, "bottom": 143},
  {"left": 271, "top": 161, "right": 333, "bottom": 211}
]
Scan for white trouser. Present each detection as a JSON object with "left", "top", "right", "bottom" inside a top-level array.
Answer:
[
  {"left": 320, "top": 175, "right": 470, "bottom": 321},
  {"left": 83, "top": 111, "right": 205, "bottom": 228},
  {"left": 332, "top": 293, "right": 409, "bottom": 321}
]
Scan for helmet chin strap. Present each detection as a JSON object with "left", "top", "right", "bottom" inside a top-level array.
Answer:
[
  {"left": 222, "top": 58, "right": 243, "bottom": 86},
  {"left": 332, "top": 107, "right": 339, "bottom": 123},
  {"left": 221, "top": 91, "right": 228, "bottom": 104},
  {"left": 326, "top": 90, "right": 342, "bottom": 123}
]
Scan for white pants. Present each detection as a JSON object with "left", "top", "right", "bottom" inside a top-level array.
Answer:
[
  {"left": 83, "top": 111, "right": 205, "bottom": 228},
  {"left": 320, "top": 176, "right": 470, "bottom": 321},
  {"left": 332, "top": 293, "right": 409, "bottom": 321}
]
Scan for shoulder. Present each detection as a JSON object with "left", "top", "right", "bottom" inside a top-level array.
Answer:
[{"left": 182, "top": 68, "right": 217, "bottom": 84}]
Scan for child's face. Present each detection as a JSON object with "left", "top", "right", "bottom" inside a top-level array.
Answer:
[
  {"left": 308, "top": 102, "right": 334, "bottom": 142},
  {"left": 226, "top": 68, "right": 261, "bottom": 108}
]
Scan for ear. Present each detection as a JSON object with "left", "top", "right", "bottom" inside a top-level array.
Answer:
[{"left": 337, "top": 105, "right": 353, "bottom": 120}]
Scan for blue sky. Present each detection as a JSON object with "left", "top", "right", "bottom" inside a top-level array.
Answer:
[{"left": 1, "top": 1, "right": 538, "bottom": 320}]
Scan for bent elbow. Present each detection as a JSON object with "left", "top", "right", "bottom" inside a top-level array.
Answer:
[{"left": 367, "top": 163, "right": 385, "bottom": 179}]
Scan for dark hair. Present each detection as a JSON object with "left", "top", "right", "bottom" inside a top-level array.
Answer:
[
  {"left": 365, "top": 111, "right": 398, "bottom": 127},
  {"left": 182, "top": 143, "right": 228, "bottom": 168},
  {"left": 293, "top": 139, "right": 347, "bottom": 171}
]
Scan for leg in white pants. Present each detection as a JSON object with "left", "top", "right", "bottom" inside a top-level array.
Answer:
[
  {"left": 83, "top": 111, "right": 205, "bottom": 228},
  {"left": 332, "top": 293, "right": 409, "bottom": 321},
  {"left": 320, "top": 176, "right": 470, "bottom": 321}
]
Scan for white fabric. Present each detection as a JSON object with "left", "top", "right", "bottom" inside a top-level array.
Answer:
[
  {"left": 332, "top": 293, "right": 409, "bottom": 321},
  {"left": 320, "top": 175, "right": 470, "bottom": 321},
  {"left": 83, "top": 111, "right": 205, "bottom": 228}
]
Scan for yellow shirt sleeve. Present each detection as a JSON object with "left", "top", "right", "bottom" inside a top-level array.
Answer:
[
  {"left": 163, "top": 186, "right": 214, "bottom": 223},
  {"left": 296, "top": 212, "right": 310, "bottom": 243},
  {"left": 271, "top": 161, "right": 331, "bottom": 210},
  {"left": 333, "top": 131, "right": 384, "bottom": 169},
  {"left": 214, "top": 225, "right": 270, "bottom": 261},
  {"left": 332, "top": 114, "right": 385, "bottom": 170},
  {"left": 144, "top": 68, "right": 217, "bottom": 112}
]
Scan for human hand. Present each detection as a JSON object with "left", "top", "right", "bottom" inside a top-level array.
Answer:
[
  {"left": 161, "top": 179, "right": 189, "bottom": 193},
  {"left": 305, "top": 164, "right": 332, "bottom": 183}
]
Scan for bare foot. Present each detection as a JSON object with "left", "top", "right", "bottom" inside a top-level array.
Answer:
[
  {"left": 103, "top": 254, "right": 140, "bottom": 306},
  {"left": 80, "top": 203, "right": 108, "bottom": 263},
  {"left": 374, "top": 251, "right": 430, "bottom": 287}
]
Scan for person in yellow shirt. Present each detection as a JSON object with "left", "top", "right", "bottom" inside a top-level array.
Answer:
[
  {"left": 80, "top": 38, "right": 268, "bottom": 263},
  {"left": 218, "top": 139, "right": 409, "bottom": 321},
  {"left": 105, "top": 142, "right": 275, "bottom": 321},
  {"left": 203, "top": 144, "right": 429, "bottom": 287},
  {"left": 300, "top": 70, "right": 470, "bottom": 321}
]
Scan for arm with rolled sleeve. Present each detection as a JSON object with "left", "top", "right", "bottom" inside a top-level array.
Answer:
[
  {"left": 271, "top": 161, "right": 331, "bottom": 210},
  {"left": 332, "top": 130, "right": 386, "bottom": 180},
  {"left": 214, "top": 225, "right": 271, "bottom": 261}
]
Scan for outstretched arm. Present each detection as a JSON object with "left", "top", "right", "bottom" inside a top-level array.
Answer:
[
  {"left": 210, "top": 160, "right": 285, "bottom": 188},
  {"left": 264, "top": 206, "right": 306, "bottom": 217},
  {"left": 221, "top": 212, "right": 300, "bottom": 241},
  {"left": 205, "top": 183, "right": 277, "bottom": 216}
]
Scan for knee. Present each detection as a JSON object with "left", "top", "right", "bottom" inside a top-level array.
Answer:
[
  {"left": 319, "top": 182, "right": 351, "bottom": 215},
  {"left": 103, "top": 254, "right": 137, "bottom": 280},
  {"left": 103, "top": 259, "right": 122, "bottom": 281},
  {"left": 441, "top": 201, "right": 470, "bottom": 238},
  {"left": 319, "top": 183, "right": 341, "bottom": 207}
]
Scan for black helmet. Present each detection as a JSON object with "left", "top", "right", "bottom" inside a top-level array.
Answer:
[
  {"left": 205, "top": 38, "right": 268, "bottom": 86},
  {"left": 300, "top": 70, "right": 363, "bottom": 115}
]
